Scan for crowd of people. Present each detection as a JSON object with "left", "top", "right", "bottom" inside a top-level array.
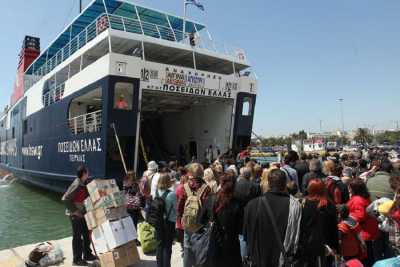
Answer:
[{"left": 64, "top": 147, "right": 400, "bottom": 267}]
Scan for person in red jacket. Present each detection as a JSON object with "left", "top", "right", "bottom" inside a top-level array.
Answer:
[
  {"left": 338, "top": 205, "right": 366, "bottom": 261},
  {"left": 347, "top": 178, "right": 380, "bottom": 267},
  {"left": 175, "top": 169, "right": 188, "bottom": 254}
]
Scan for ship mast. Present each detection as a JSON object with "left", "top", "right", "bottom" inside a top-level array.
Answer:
[{"left": 79, "top": 0, "right": 83, "bottom": 13}]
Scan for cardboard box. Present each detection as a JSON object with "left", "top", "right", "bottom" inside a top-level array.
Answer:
[
  {"left": 84, "top": 197, "right": 94, "bottom": 212},
  {"left": 98, "top": 241, "right": 140, "bottom": 267},
  {"left": 125, "top": 241, "right": 140, "bottom": 266},
  {"left": 95, "top": 191, "right": 125, "bottom": 210},
  {"left": 93, "top": 217, "right": 138, "bottom": 252},
  {"left": 95, "top": 206, "right": 128, "bottom": 226},
  {"left": 87, "top": 179, "right": 119, "bottom": 203},
  {"left": 121, "top": 216, "right": 137, "bottom": 242},
  {"left": 92, "top": 227, "right": 109, "bottom": 254},
  {"left": 84, "top": 210, "right": 97, "bottom": 230},
  {"left": 101, "top": 219, "right": 129, "bottom": 249}
]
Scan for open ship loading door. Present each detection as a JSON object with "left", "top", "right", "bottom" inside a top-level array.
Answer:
[
  {"left": 104, "top": 76, "right": 140, "bottom": 179},
  {"left": 137, "top": 90, "right": 234, "bottom": 173},
  {"left": 232, "top": 92, "right": 257, "bottom": 154}
]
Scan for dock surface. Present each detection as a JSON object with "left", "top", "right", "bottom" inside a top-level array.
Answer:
[{"left": 0, "top": 237, "right": 183, "bottom": 267}]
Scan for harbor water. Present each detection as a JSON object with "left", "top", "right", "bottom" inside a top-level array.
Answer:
[{"left": 0, "top": 180, "right": 71, "bottom": 250}]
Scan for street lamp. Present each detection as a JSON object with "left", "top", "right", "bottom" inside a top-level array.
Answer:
[{"left": 338, "top": 98, "right": 344, "bottom": 133}]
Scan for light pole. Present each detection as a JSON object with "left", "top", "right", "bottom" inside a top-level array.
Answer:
[{"left": 338, "top": 98, "right": 345, "bottom": 133}]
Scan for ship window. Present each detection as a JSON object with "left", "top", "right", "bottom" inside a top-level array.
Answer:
[
  {"left": 114, "top": 83, "right": 133, "bottom": 110},
  {"left": 68, "top": 87, "right": 102, "bottom": 135},
  {"left": 242, "top": 97, "right": 252, "bottom": 116},
  {"left": 12, "top": 127, "right": 15, "bottom": 138}
]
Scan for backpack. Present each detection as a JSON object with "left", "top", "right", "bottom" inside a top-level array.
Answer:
[
  {"left": 189, "top": 196, "right": 223, "bottom": 266},
  {"left": 147, "top": 190, "right": 172, "bottom": 240},
  {"left": 182, "top": 183, "right": 208, "bottom": 233},
  {"left": 137, "top": 222, "right": 158, "bottom": 254},
  {"left": 139, "top": 173, "right": 154, "bottom": 197},
  {"left": 326, "top": 176, "right": 349, "bottom": 204}
]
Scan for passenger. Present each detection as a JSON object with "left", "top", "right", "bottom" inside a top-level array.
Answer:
[
  {"left": 155, "top": 173, "right": 177, "bottom": 267},
  {"left": 203, "top": 167, "right": 218, "bottom": 193},
  {"left": 238, "top": 146, "right": 252, "bottom": 161},
  {"left": 243, "top": 169, "right": 302, "bottom": 267},
  {"left": 175, "top": 170, "right": 189, "bottom": 255},
  {"left": 294, "top": 152, "right": 309, "bottom": 192},
  {"left": 234, "top": 167, "right": 261, "bottom": 207},
  {"left": 347, "top": 179, "right": 380, "bottom": 267},
  {"left": 302, "top": 159, "right": 325, "bottom": 194},
  {"left": 367, "top": 159, "right": 394, "bottom": 201},
  {"left": 388, "top": 175, "right": 400, "bottom": 256},
  {"left": 234, "top": 166, "right": 260, "bottom": 261},
  {"left": 116, "top": 94, "right": 129, "bottom": 109},
  {"left": 325, "top": 160, "right": 349, "bottom": 205},
  {"left": 253, "top": 163, "right": 263, "bottom": 180},
  {"left": 123, "top": 172, "right": 144, "bottom": 236},
  {"left": 296, "top": 179, "right": 339, "bottom": 267},
  {"left": 205, "top": 145, "right": 214, "bottom": 164},
  {"left": 342, "top": 167, "right": 354, "bottom": 185},
  {"left": 201, "top": 174, "right": 243, "bottom": 267},
  {"left": 212, "top": 163, "right": 224, "bottom": 187},
  {"left": 280, "top": 151, "right": 299, "bottom": 195},
  {"left": 140, "top": 161, "right": 159, "bottom": 218},
  {"left": 176, "top": 163, "right": 211, "bottom": 267},
  {"left": 168, "top": 161, "right": 178, "bottom": 181},
  {"left": 149, "top": 161, "right": 162, "bottom": 199},
  {"left": 62, "top": 166, "right": 97, "bottom": 266},
  {"left": 338, "top": 205, "right": 366, "bottom": 262}
]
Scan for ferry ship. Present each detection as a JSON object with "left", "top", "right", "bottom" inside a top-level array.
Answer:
[{"left": 0, "top": 0, "right": 257, "bottom": 193}]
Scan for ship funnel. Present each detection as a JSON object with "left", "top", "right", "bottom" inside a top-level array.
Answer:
[{"left": 11, "top": 36, "right": 40, "bottom": 105}]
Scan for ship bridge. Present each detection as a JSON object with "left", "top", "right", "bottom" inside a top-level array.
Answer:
[{"left": 25, "top": 0, "right": 251, "bottom": 93}]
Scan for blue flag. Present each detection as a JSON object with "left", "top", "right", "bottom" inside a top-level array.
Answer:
[{"left": 185, "top": 0, "right": 205, "bottom": 11}]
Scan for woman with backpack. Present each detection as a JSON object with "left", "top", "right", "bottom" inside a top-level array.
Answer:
[
  {"left": 154, "top": 173, "right": 177, "bottom": 267},
  {"left": 296, "top": 178, "right": 339, "bottom": 267},
  {"left": 324, "top": 159, "right": 349, "bottom": 205},
  {"left": 176, "top": 163, "right": 211, "bottom": 267}
]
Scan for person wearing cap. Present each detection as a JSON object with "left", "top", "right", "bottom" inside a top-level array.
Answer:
[
  {"left": 145, "top": 161, "right": 161, "bottom": 199},
  {"left": 116, "top": 94, "right": 129, "bottom": 110}
]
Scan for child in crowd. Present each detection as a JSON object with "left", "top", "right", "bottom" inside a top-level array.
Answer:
[{"left": 338, "top": 205, "right": 366, "bottom": 262}]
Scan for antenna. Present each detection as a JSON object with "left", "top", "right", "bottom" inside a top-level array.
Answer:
[{"left": 79, "top": 0, "right": 83, "bottom": 13}]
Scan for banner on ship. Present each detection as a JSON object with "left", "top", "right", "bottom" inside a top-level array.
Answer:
[{"left": 141, "top": 67, "right": 236, "bottom": 99}]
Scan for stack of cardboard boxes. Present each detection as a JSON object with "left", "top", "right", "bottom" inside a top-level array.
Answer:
[{"left": 84, "top": 179, "right": 140, "bottom": 267}]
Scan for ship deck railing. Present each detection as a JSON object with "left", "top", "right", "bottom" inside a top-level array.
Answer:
[
  {"left": 42, "top": 83, "right": 65, "bottom": 107},
  {"left": 68, "top": 110, "right": 102, "bottom": 135},
  {"left": 29, "top": 13, "right": 247, "bottom": 89}
]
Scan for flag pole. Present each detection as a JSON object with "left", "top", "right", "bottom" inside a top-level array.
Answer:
[{"left": 183, "top": 0, "right": 187, "bottom": 42}]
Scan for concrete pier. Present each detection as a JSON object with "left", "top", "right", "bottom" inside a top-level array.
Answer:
[{"left": 0, "top": 237, "right": 183, "bottom": 267}]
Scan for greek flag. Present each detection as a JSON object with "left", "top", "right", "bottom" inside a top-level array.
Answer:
[{"left": 185, "top": 0, "right": 205, "bottom": 11}]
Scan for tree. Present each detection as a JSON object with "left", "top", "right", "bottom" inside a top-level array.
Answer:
[
  {"left": 298, "top": 130, "right": 308, "bottom": 141},
  {"left": 375, "top": 131, "right": 400, "bottom": 145},
  {"left": 354, "top": 128, "right": 373, "bottom": 145}
]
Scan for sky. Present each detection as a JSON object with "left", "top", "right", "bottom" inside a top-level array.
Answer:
[{"left": 1, "top": 0, "right": 400, "bottom": 136}]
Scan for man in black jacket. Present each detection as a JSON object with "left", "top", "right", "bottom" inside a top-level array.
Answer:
[
  {"left": 243, "top": 169, "right": 302, "bottom": 267},
  {"left": 234, "top": 166, "right": 261, "bottom": 261},
  {"left": 62, "top": 166, "right": 96, "bottom": 266}
]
